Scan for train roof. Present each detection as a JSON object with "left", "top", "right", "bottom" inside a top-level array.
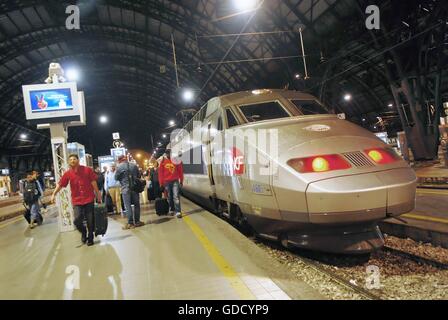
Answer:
[{"left": 215, "top": 89, "right": 319, "bottom": 108}]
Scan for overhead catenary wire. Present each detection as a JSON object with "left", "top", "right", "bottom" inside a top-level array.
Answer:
[
  {"left": 196, "top": 0, "right": 265, "bottom": 100},
  {"left": 178, "top": 54, "right": 313, "bottom": 66},
  {"left": 309, "top": 21, "right": 444, "bottom": 91}
]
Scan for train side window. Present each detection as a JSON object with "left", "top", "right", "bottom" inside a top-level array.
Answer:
[
  {"left": 217, "top": 116, "right": 223, "bottom": 131},
  {"left": 226, "top": 109, "right": 239, "bottom": 128}
]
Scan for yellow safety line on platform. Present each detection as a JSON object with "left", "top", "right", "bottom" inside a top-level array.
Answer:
[
  {"left": 182, "top": 215, "right": 255, "bottom": 300},
  {"left": 0, "top": 216, "right": 24, "bottom": 229},
  {"left": 416, "top": 189, "right": 448, "bottom": 195},
  {"left": 403, "top": 213, "right": 448, "bottom": 224}
]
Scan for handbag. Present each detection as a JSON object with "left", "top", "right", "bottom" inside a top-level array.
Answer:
[{"left": 127, "top": 163, "right": 145, "bottom": 193}]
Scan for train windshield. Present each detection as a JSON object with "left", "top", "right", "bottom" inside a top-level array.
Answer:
[
  {"left": 290, "top": 100, "right": 329, "bottom": 115},
  {"left": 238, "top": 101, "right": 290, "bottom": 122}
]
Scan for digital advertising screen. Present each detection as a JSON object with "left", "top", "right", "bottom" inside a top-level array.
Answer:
[
  {"left": 29, "top": 88, "right": 74, "bottom": 113},
  {"left": 22, "top": 82, "right": 80, "bottom": 123}
]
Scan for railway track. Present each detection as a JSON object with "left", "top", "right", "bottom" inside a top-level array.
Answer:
[
  {"left": 252, "top": 237, "right": 382, "bottom": 300},
  {"left": 382, "top": 245, "right": 448, "bottom": 270},
  {"left": 289, "top": 251, "right": 382, "bottom": 300}
]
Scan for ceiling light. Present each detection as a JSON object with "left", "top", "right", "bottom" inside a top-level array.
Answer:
[
  {"left": 234, "top": 0, "right": 258, "bottom": 11},
  {"left": 66, "top": 68, "right": 80, "bottom": 81},
  {"left": 169, "top": 120, "right": 175, "bottom": 126},
  {"left": 20, "top": 133, "right": 27, "bottom": 139},
  {"left": 99, "top": 115, "right": 108, "bottom": 124},
  {"left": 344, "top": 94, "right": 352, "bottom": 101},
  {"left": 182, "top": 89, "right": 194, "bottom": 102}
]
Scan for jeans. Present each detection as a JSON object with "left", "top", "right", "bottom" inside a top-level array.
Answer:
[
  {"left": 30, "top": 201, "right": 40, "bottom": 223},
  {"left": 122, "top": 191, "right": 141, "bottom": 224},
  {"left": 73, "top": 202, "right": 94, "bottom": 241},
  {"left": 165, "top": 180, "right": 181, "bottom": 213}
]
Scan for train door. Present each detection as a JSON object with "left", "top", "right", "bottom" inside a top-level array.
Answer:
[{"left": 204, "top": 120, "right": 216, "bottom": 198}]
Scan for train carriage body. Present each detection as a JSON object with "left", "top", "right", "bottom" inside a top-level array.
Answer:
[{"left": 172, "top": 89, "right": 417, "bottom": 254}]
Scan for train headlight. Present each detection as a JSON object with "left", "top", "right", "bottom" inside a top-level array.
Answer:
[
  {"left": 312, "top": 157, "right": 329, "bottom": 172},
  {"left": 287, "top": 154, "right": 351, "bottom": 173},
  {"left": 368, "top": 150, "right": 383, "bottom": 162},
  {"left": 365, "top": 148, "right": 400, "bottom": 164}
]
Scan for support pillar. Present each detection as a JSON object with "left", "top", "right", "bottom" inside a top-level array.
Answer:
[{"left": 50, "top": 123, "right": 75, "bottom": 232}]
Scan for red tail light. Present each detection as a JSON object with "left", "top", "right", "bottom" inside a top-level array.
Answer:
[
  {"left": 287, "top": 154, "right": 351, "bottom": 173},
  {"left": 365, "top": 148, "right": 400, "bottom": 164}
]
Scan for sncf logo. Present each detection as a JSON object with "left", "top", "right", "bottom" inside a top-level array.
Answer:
[{"left": 231, "top": 148, "right": 245, "bottom": 175}]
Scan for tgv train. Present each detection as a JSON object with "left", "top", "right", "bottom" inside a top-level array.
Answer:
[{"left": 171, "top": 89, "right": 417, "bottom": 254}]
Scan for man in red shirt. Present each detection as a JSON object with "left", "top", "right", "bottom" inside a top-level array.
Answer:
[
  {"left": 51, "top": 154, "right": 102, "bottom": 246},
  {"left": 158, "top": 149, "right": 184, "bottom": 218}
]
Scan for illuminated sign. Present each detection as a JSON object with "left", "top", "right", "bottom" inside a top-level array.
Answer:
[{"left": 22, "top": 82, "right": 80, "bottom": 123}]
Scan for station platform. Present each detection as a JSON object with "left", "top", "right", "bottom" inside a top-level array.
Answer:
[
  {"left": 380, "top": 187, "right": 448, "bottom": 248},
  {"left": 413, "top": 162, "right": 448, "bottom": 188},
  {"left": 0, "top": 197, "right": 323, "bottom": 300}
]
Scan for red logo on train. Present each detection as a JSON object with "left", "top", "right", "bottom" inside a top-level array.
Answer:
[{"left": 231, "top": 147, "right": 245, "bottom": 175}]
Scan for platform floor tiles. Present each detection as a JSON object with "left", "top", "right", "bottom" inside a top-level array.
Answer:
[{"left": 0, "top": 198, "right": 323, "bottom": 300}]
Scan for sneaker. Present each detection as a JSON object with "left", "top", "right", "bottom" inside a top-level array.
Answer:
[
  {"left": 87, "top": 240, "right": 94, "bottom": 246},
  {"left": 134, "top": 221, "right": 145, "bottom": 227},
  {"left": 81, "top": 234, "right": 87, "bottom": 244},
  {"left": 176, "top": 212, "right": 182, "bottom": 219},
  {"left": 169, "top": 211, "right": 175, "bottom": 216},
  {"left": 122, "top": 223, "right": 135, "bottom": 230},
  {"left": 29, "top": 222, "right": 35, "bottom": 229}
]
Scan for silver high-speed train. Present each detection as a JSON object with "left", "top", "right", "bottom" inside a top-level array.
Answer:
[{"left": 171, "top": 89, "right": 416, "bottom": 254}]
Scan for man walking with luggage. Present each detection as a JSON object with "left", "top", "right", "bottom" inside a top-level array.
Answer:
[
  {"left": 105, "top": 164, "right": 122, "bottom": 215},
  {"left": 115, "top": 155, "right": 144, "bottom": 229},
  {"left": 23, "top": 171, "right": 42, "bottom": 229},
  {"left": 159, "top": 149, "right": 184, "bottom": 218},
  {"left": 51, "top": 154, "right": 102, "bottom": 246}
]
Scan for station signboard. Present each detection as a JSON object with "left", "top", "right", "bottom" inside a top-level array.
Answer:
[
  {"left": 110, "top": 148, "right": 126, "bottom": 161},
  {"left": 98, "top": 155, "right": 115, "bottom": 172}
]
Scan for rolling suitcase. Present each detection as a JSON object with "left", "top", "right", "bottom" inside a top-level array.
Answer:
[
  {"left": 94, "top": 203, "right": 108, "bottom": 236},
  {"left": 155, "top": 198, "right": 169, "bottom": 216},
  {"left": 105, "top": 194, "right": 114, "bottom": 213},
  {"left": 23, "top": 204, "right": 43, "bottom": 225}
]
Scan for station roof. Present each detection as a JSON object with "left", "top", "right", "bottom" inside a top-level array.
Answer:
[{"left": 0, "top": 0, "right": 446, "bottom": 157}]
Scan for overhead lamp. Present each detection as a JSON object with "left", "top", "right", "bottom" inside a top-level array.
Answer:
[
  {"left": 66, "top": 68, "right": 80, "bottom": 81},
  {"left": 99, "top": 115, "right": 108, "bottom": 124},
  {"left": 136, "top": 153, "right": 142, "bottom": 158},
  {"left": 388, "top": 103, "right": 393, "bottom": 107},
  {"left": 344, "top": 94, "right": 352, "bottom": 101},
  {"left": 234, "top": 0, "right": 258, "bottom": 11},
  {"left": 294, "top": 73, "right": 301, "bottom": 79},
  {"left": 162, "top": 134, "right": 167, "bottom": 138},
  {"left": 169, "top": 120, "right": 175, "bottom": 126},
  {"left": 20, "top": 133, "right": 28, "bottom": 139},
  {"left": 182, "top": 88, "right": 194, "bottom": 102}
]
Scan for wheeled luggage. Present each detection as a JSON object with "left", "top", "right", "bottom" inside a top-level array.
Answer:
[
  {"left": 105, "top": 194, "right": 114, "bottom": 213},
  {"left": 94, "top": 203, "right": 108, "bottom": 236},
  {"left": 23, "top": 204, "right": 43, "bottom": 225},
  {"left": 155, "top": 198, "right": 169, "bottom": 216}
]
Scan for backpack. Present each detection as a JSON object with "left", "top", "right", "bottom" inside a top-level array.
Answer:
[
  {"left": 23, "top": 181, "right": 39, "bottom": 205},
  {"left": 127, "top": 163, "right": 145, "bottom": 193}
]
